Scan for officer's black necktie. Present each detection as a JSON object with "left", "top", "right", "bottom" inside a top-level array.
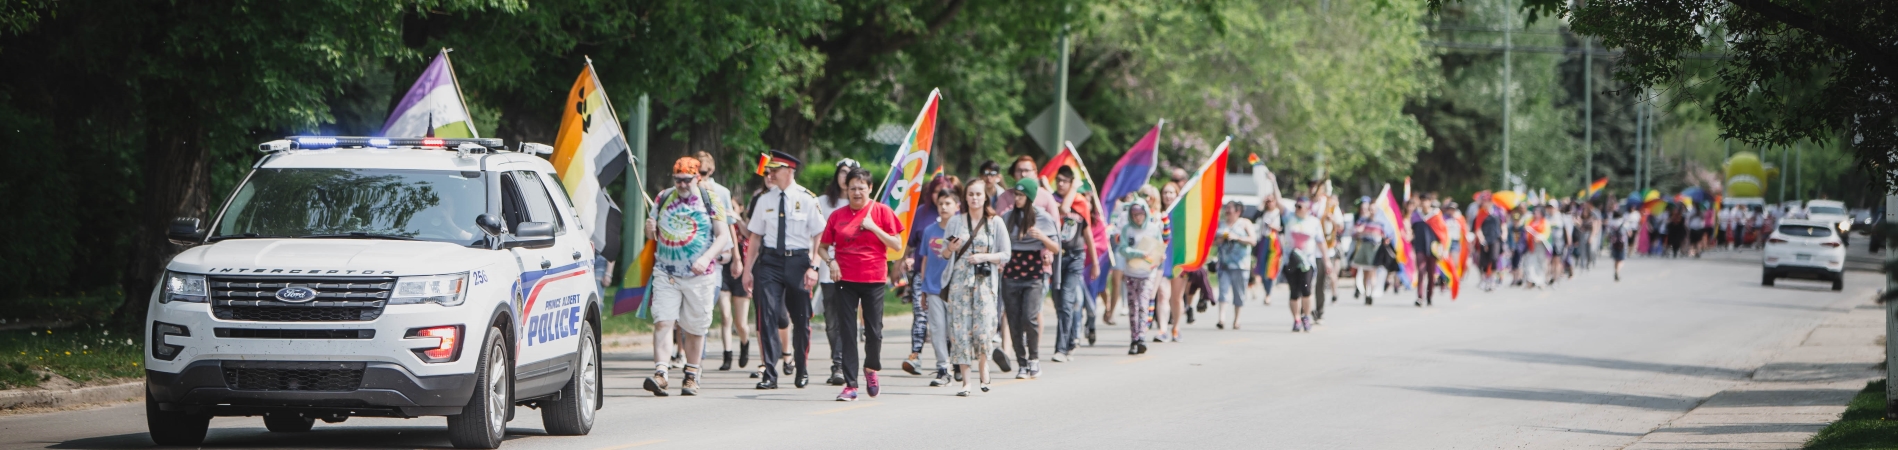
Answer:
[{"left": 777, "top": 191, "right": 788, "bottom": 253}]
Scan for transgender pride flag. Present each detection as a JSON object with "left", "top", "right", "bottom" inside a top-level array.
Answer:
[{"left": 1101, "top": 120, "right": 1162, "bottom": 225}]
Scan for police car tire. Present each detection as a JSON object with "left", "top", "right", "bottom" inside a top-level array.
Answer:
[
  {"left": 447, "top": 326, "right": 509, "bottom": 449},
  {"left": 263, "top": 413, "right": 315, "bottom": 432},
  {"left": 541, "top": 322, "right": 598, "bottom": 436},
  {"left": 146, "top": 388, "right": 209, "bottom": 446}
]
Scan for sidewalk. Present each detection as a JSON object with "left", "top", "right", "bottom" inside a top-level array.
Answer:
[{"left": 1623, "top": 296, "right": 1886, "bottom": 449}]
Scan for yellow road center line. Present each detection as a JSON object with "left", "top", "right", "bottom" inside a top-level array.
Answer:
[
  {"left": 810, "top": 402, "right": 882, "bottom": 415},
  {"left": 593, "top": 439, "right": 665, "bottom": 450}
]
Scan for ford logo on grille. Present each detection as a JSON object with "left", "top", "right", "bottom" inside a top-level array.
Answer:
[{"left": 274, "top": 286, "right": 319, "bottom": 303}]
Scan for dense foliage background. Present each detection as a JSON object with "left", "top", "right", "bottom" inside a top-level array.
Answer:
[{"left": 0, "top": 0, "right": 1873, "bottom": 324}]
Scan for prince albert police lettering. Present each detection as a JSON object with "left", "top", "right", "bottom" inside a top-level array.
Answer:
[
  {"left": 208, "top": 268, "right": 398, "bottom": 275},
  {"left": 526, "top": 294, "right": 585, "bottom": 346}
]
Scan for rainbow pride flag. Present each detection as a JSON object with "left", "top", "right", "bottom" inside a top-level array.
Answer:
[
  {"left": 1164, "top": 138, "right": 1230, "bottom": 276},
  {"left": 611, "top": 238, "right": 658, "bottom": 317},
  {"left": 1372, "top": 184, "right": 1415, "bottom": 286},
  {"left": 1257, "top": 230, "right": 1282, "bottom": 280},
  {"left": 1585, "top": 177, "right": 1608, "bottom": 199},
  {"left": 877, "top": 89, "right": 941, "bottom": 260}
]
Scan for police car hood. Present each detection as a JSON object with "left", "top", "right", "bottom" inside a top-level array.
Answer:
[{"left": 167, "top": 238, "right": 488, "bottom": 277}]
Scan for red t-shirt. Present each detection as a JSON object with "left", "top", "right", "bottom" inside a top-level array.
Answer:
[{"left": 821, "top": 202, "right": 904, "bottom": 283}]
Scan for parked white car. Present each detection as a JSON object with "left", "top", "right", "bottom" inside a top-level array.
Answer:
[
  {"left": 1761, "top": 219, "right": 1845, "bottom": 290},
  {"left": 146, "top": 137, "right": 602, "bottom": 448}
]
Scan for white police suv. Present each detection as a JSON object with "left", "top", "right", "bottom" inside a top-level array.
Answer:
[{"left": 146, "top": 137, "right": 602, "bottom": 448}]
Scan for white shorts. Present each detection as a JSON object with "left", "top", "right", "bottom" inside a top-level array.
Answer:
[{"left": 650, "top": 272, "right": 720, "bottom": 336}]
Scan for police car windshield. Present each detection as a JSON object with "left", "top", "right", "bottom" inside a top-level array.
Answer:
[{"left": 213, "top": 168, "right": 485, "bottom": 245}]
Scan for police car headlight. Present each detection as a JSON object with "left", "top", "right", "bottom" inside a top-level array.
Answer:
[
  {"left": 390, "top": 273, "right": 468, "bottom": 306},
  {"left": 161, "top": 272, "right": 207, "bottom": 304}
]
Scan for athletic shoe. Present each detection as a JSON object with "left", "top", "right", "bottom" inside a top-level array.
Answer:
[
  {"left": 1024, "top": 361, "right": 1041, "bottom": 379},
  {"left": 1301, "top": 315, "right": 1313, "bottom": 331},
  {"left": 992, "top": 349, "right": 1013, "bottom": 373},
  {"left": 1292, "top": 321, "right": 1302, "bottom": 332},
  {"left": 901, "top": 358, "right": 922, "bottom": 375},
  {"left": 827, "top": 365, "right": 846, "bottom": 386},
  {"left": 1216, "top": 322, "right": 1225, "bottom": 330},
  {"left": 1051, "top": 352, "right": 1068, "bottom": 363},
  {"left": 1135, "top": 341, "right": 1149, "bottom": 354},
  {"left": 643, "top": 371, "right": 670, "bottom": 397},
  {"left": 865, "top": 370, "right": 881, "bottom": 397},
  {"left": 930, "top": 370, "right": 950, "bottom": 387},
  {"left": 1015, "top": 367, "right": 1028, "bottom": 379},
  {"left": 836, "top": 387, "right": 859, "bottom": 402},
  {"left": 1129, "top": 342, "right": 1141, "bottom": 355},
  {"left": 680, "top": 368, "right": 700, "bottom": 396}
]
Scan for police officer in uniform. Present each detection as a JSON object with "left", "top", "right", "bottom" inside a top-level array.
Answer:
[{"left": 742, "top": 150, "right": 826, "bottom": 389}]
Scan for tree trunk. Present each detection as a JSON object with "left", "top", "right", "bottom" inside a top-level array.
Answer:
[{"left": 115, "top": 100, "right": 212, "bottom": 327}]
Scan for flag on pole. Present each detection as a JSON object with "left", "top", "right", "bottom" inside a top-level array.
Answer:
[
  {"left": 550, "top": 59, "right": 632, "bottom": 261},
  {"left": 1247, "top": 153, "right": 1261, "bottom": 165},
  {"left": 1585, "top": 177, "right": 1609, "bottom": 198},
  {"left": 1256, "top": 230, "right": 1283, "bottom": 280},
  {"left": 1164, "top": 137, "right": 1230, "bottom": 275},
  {"left": 612, "top": 242, "right": 657, "bottom": 317},
  {"left": 876, "top": 88, "right": 942, "bottom": 260},
  {"left": 381, "top": 49, "right": 480, "bottom": 138},
  {"left": 1373, "top": 184, "right": 1415, "bottom": 286},
  {"left": 1102, "top": 120, "right": 1162, "bottom": 224}
]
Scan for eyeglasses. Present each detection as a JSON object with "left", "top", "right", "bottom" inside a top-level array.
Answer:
[
  {"left": 673, "top": 176, "right": 696, "bottom": 185},
  {"left": 982, "top": 170, "right": 1000, "bottom": 176}
]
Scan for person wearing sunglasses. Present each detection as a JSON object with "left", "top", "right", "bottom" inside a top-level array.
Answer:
[{"left": 639, "top": 157, "right": 734, "bottom": 396}]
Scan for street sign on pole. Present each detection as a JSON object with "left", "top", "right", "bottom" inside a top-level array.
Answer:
[{"left": 1026, "top": 102, "right": 1091, "bottom": 155}]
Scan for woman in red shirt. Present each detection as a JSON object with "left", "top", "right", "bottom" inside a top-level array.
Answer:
[{"left": 816, "top": 167, "right": 904, "bottom": 401}]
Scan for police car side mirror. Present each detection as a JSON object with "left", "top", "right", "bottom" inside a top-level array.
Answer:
[
  {"left": 167, "top": 217, "right": 203, "bottom": 246},
  {"left": 507, "top": 222, "right": 557, "bottom": 249},
  {"left": 477, "top": 214, "right": 506, "bottom": 235}
]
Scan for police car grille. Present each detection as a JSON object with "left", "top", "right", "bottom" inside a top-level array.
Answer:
[
  {"left": 208, "top": 276, "right": 393, "bottom": 322},
  {"left": 222, "top": 361, "right": 365, "bottom": 391}
]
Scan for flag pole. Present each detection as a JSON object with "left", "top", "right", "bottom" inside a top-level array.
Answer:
[{"left": 440, "top": 48, "right": 480, "bottom": 138}]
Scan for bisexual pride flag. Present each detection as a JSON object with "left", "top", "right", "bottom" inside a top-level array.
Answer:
[
  {"left": 381, "top": 49, "right": 480, "bottom": 138},
  {"left": 1102, "top": 120, "right": 1162, "bottom": 225},
  {"left": 877, "top": 89, "right": 942, "bottom": 260},
  {"left": 1163, "top": 137, "right": 1230, "bottom": 276}
]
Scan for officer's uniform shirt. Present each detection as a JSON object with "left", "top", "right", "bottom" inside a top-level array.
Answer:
[{"left": 747, "top": 184, "right": 825, "bottom": 251}]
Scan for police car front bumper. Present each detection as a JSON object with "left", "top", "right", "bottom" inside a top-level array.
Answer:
[{"left": 145, "top": 360, "right": 476, "bottom": 418}]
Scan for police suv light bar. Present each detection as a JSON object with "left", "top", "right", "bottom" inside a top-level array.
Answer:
[
  {"left": 260, "top": 136, "right": 506, "bottom": 152},
  {"left": 520, "top": 142, "right": 553, "bottom": 155}
]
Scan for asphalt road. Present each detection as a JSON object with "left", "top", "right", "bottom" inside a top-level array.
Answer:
[{"left": 0, "top": 250, "right": 1879, "bottom": 449}]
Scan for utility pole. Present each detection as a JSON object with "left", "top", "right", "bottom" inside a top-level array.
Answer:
[
  {"left": 1502, "top": 19, "right": 1512, "bottom": 188},
  {"left": 1796, "top": 141, "right": 1803, "bottom": 203},
  {"left": 1054, "top": 25, "right": 1070, "bottom": 153},
  {"left": 1635, "top": 94, "right": 1645, "bottom": 193},
  {"left": 619, "top": 94, "right": 649, "bottom": 285},
  {"left": 1780, "top": 144, "right": 1789, "bottom": 203},
  {"left": 1583, "top": 35, "right": 1592, "bottom": 191}
]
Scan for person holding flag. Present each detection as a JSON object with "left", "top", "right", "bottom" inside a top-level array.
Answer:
[
  {"left": 1048, "top": 166, "right": 1098, "bottom": 362},
  {"left": 741, "top": 151, "right": 826, "bottom": 390}
]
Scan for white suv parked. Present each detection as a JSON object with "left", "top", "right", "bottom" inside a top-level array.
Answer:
[
  {"left": 146, "top": 137, "right": 602, "bottom": 448},
  {"left": 1761, "top": 219, "right": 1845, "bottom": 291}
]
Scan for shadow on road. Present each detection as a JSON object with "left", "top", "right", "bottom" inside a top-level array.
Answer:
[
  {"left": 1448, "top": 350, "right": 1752, "bottom": 380},
  {"left": 45, "top": 426, "right": 550, "bottom": 449},
  {"left": 1695, "top": 298, "right": 1852, "bottom": 313},
  {"left": 1392, "top": 385, "right": 1701, "bottom": 411}
]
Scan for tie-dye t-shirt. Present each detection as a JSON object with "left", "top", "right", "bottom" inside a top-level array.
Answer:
[{"left": 653, "top": 186, "right": 727, "bottom": 278}]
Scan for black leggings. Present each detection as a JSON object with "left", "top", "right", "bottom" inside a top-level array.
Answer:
[{"left": 826, "top": 281, "right": 885, "bottom": 388}]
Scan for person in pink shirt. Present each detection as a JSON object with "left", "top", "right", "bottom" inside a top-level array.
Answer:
[{"left": 815, "top": 167, "right": 904, "bottom": 402}]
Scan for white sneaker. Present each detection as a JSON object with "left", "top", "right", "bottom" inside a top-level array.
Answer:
[{"left": 1050, "top": 353, "right": 1069, "bottom": 363}]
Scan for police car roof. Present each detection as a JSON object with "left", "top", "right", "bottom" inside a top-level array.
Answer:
[{"left": 261, "top": 147, "right": 548, "bottom": 172}]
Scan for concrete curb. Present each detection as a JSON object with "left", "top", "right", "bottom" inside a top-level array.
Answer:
[{"left": 0, "top": 381, "right": 142, "bottom": 411}]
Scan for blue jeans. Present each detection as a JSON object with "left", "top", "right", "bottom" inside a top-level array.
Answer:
[
  {"left": 1218, "top": 268, "right": 1249, "bottom": 306},
  {"left": 1052, "top": 254, "right": 1086, "bottom": 354}
]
